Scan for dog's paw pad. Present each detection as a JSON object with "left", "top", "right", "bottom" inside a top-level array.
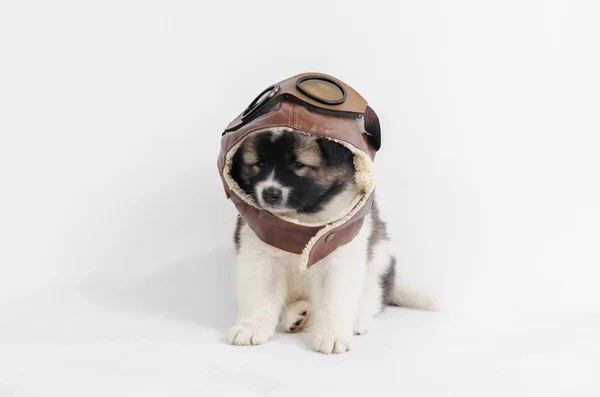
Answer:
[
  {"left": 227, "top": 324, "right": 272, "bottom": 346},
  {"left": 280, "top": 300, "right": 311, "bottom": 333},
  {"left": 285, "top": 310, "right": 308, "bottom": 333}
]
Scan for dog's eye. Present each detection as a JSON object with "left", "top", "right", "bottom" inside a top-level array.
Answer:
[
  {"left": 292, "top": 162, "right": 305, "bottom": 169},
  {"left": 255, "top": 161, "right": 265, "bottom": 168}
]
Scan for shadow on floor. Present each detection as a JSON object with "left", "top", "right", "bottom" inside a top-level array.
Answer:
[{"left": 103, "top": 247, "right": 237, "bottom": 332}]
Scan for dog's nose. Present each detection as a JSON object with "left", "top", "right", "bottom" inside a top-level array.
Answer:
[{"left": 262, "top": 187, "right": 282, "bottom": 205}]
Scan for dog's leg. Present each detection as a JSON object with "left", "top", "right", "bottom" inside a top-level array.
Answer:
[
  {"left": 227, "top": 252, "right": 286, "bottom": 346},
  {"left": 353, "top": 284, "right": 381, "bottom": 335},
  {"left": 354, "top": 249, "right": 394, "bottom": 335},
  {"left": 310, "top": 246, "right": 366, "bottom": 354}
]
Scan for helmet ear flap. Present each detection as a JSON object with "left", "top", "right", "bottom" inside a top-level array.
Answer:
[{"left": 363, "top": 105, "right": 381, "bottom": 151}]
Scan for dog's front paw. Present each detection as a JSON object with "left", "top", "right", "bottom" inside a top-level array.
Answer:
[
  {"left": 227, "top": 324, "right": 273, "bottom": 346},
  {"left": 353, "top": 307, "right": 374, "bottom": 335},
  {"left": 312, "top": 331, "right": 352, "bottom": 354}
]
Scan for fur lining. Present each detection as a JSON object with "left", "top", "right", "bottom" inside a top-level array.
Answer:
[{"left": 223, "top": 127, "right": 376, "bottom": 271}]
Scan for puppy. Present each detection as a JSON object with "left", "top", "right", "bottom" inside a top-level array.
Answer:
[{"left": 226, "top": 129, "right": 430, "bottom": 354}]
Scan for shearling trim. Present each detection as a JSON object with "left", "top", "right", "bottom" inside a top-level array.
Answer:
[
  {"left": 297, "top": 186, "right": 375, "bottom": 272},
  {"left": 222, "top": 127, "right": 375, "bottom": 228}
]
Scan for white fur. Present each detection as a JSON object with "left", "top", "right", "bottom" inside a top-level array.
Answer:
[
  {"left": 227, "top": 211, "right": 393, "bottom": 354},
  {"left": 269, "top": 130, "right": 283, "bottom": 141},
  {"left": 225, "top": 130, "right": 432, "bottom": 354}
]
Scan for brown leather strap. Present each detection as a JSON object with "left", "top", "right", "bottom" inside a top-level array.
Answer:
[{"left": 225, "top": 183, "right": 374, "bottom": 268}]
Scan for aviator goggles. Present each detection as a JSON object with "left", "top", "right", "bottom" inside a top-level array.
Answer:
[{"left": 223, "top": 73, "right": 371, "bottom": 136}]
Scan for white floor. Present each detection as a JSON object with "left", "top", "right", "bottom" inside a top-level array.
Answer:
[
  {"left": 2, "top": 1, "right": 600, "bottom": 396},
  {"left": 2, "top": 269, "right": 598, "bottom": 397}
]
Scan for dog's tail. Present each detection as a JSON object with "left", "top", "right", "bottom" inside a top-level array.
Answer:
[
  {"left": 388, "top": 282, "right": 436, "bottom": 310},
  {"left": 385, "top": 257, "right": 436, "bottom": 310}
]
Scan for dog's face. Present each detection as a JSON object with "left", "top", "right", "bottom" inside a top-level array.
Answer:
[{"left": 231, "top": 130, "right": 356, "bottom": 214}]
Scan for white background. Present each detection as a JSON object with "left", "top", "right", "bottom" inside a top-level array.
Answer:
[{"left": 1, "top": 1, "right": 599, "bottom": 396}]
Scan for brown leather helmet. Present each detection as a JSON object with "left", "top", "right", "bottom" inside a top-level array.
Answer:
[{"left": 218, "top": 72, "right": 381, "bottom": 271}]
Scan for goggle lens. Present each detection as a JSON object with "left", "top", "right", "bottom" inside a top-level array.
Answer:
[
  {"left": 241, "top": 84, "right": 280, "bottom": 120},
  {"left": 240, "top": 76, "right": 348, "bottom": 124},
  {"left": 296, "top": 76, "right": 347, "bottom": 105}
]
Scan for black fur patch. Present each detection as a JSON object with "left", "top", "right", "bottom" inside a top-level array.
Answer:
[
  {"left": 380, "top": 255, "right": 396, "bottom": 307},
  {"left": 299, "top": 181, "right": 347, "bottom": 214},
  {"left": 317, "top": 138, "right": 354, "bottom": 167},
  {"left": 367, "top": 200, "right": 389, "bottom": 263},
  {"left": 233, "top": 216, "right": 244, "bottom": 252}
]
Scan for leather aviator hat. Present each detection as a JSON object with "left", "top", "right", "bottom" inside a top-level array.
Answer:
[{"left": 217, "top": 72, "right": 381, "bottom": 272}]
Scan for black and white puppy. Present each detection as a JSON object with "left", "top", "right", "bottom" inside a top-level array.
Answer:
[{"left": 227, "top": 130, "right": 431, "bottom": 354}]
